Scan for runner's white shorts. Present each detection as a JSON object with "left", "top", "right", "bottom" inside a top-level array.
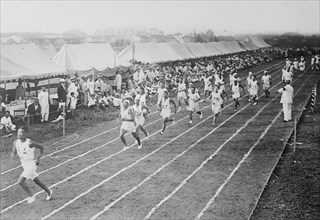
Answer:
[
  {"left": 263, "top": 84, "right": 270, "bottom": 90},
  {"left": 232, "top": 93, "right": 240, "bottom": 99},
  {"left": 178, "top": 91, "right": 187, "bottom": 100},
  {"left": 250, "top": 89, "right": 258, "bottom": 96},
  {"left": 160, "top": 109, "right": 171, "bottom": 118},
  {"left": 211, "top": 103, "right": 221, "bottom": 115},
  {"left": 189, "top": 102, "right": 200, "bottom": 112},
  {"left": 21, "top": 161, "right": 38, "bottom": 180},
  {"left": 121, "top": 121, "right": 136, "bottom": 133}
]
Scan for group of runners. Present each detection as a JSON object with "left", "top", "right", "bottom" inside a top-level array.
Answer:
[{"left": 117, "top": 66, "right": 276, "bottom": 150}]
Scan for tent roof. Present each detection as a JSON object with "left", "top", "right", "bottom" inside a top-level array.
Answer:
[
  {"left": 37, "top": 44, "right": 57, "bottom": 59},
  {"left": 220, "top": 41, "right": 246, "bottom": 54},
  {"left": 240, "top": 38, "right": 260, "bottom": 50},
  {"left": 248, "top": 36, "right": 271, "bottom": 48},
  {"left": 1, "top": 43, "right": 66, "bottom": 81},
  {"left": 52, "top": 43, "right": 131, "bottom": 71}
]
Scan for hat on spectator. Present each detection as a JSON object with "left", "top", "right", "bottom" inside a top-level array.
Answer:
[
  {"left": 60, "top": 79, "right": 66, "bottom": 83},
  {"left": 249, "top": 72, "right": 252, "bottom": 76}
]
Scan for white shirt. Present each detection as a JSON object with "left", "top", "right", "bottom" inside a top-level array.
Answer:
[
  {"left": 115, "top": 74, "right": 122, "bottom": 88},
  {"left": 38, "top": 91, "right": 49, "bottom": 108},
  {"left": 189, "top": 93, "right": 200, "bottom": 106},
  {"left": 87, "top": 80, "right": 95, "bottom": 95},
  {"left": 262, "top": 75, "right": 271, "bottom": 85},
  {"left": 278, "top": 84, "right": 294, "bottom": 104},
  {"left": 15, "top": 138, "right": 34, "bottom": 164},
  {"left": 1, "top": 116, "right": 12, "bottom": 126}
]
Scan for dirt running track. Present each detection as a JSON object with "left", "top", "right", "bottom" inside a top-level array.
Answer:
[{"left": 1, "top": 60, "right": 319, "bottom": 220}]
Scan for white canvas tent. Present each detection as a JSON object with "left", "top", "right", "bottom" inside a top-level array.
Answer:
[
  {"left": 1, "top": 43, "right": 66, "bottom": 81},
  {"left": 53, "top": 43, "right": 131, "bottom": 71}
]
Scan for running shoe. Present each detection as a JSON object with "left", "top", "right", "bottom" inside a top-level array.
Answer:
[
  {"left": 200, "top": 112, "right": 203, "bottom": 119},
  {"left": 253, "top": 102, "right": 257, "bottom": 105},
  {"left": 138, "top": 143, "right": 142, "bottom": 150},
  {"left": 189, "top": 120, "right": 192, "bottom": 124},
  {"left": 159, "top": 131, "right": 164, "bottom": 135},
  {"left": 146, "top": 133, "right": 150, "bottom": 140},
  {"left": 178, "top": 107, "right": 181, "bottom": 112},
  {"left": 46, "top": 189, "right": 53, "bottom": 201},
  {"left": 172, "top": 118, "right": 175, "bottom": 125}
]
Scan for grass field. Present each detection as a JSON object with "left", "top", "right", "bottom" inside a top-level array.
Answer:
[{"left": 0, "top": 60, "right": 319, "bottom": 220}]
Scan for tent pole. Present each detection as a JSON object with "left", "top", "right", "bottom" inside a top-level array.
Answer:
[
  {"left": 48, "top": 74, "right": 51, "bottom": 96},
  {"left": 24, "top": 78, "right": 27, "bottom": 108}
]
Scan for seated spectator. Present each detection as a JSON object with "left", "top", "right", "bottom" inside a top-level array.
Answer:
[
  {"left": 0, "top": 111, "right": 16, "bottom": 132},
  {"left": 69, "top": 92, "right": 77, "bottom": 117},
  {"left": 88, "top": 94, "right": 97, "bottom": 110},
  {"left": 27, "top": 98, "right": 42, "bottom": 124}
]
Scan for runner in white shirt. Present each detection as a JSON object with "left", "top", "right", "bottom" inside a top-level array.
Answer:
[
  {"left": 249, "top": 75, "right": 260, "bottom": 105},
  {"left": 246, "top": 72, "right": 253, "bottom": 101},
  {"left": 177, "top": 78, "right": 187, "bottom": 112},
  {"left": 158, "top": 90, "right": 177, "bottom": 135},
  {"left": 133, "top": 97, "right": 149, "bottom": 149},
  {"left": 119, "top": 100, "right": 141, "bottom": 150},
  {"left": 188, "top": 87, "right": 203, "bottom": 124},
  {"left": 201, "top": 73, "right": 212, "bottom": 102},
  {"left": 208, "top": 85, "right": 224, "bottom": 126},
  {"left": 261, "top": 70, "right": 272, "bottom": 98},
  {"left": 231, "top": 80, "right": 245, "bottom": 111},
  {"left": 157, "top": 81, "right": 166, "bottom": 106},
  {"left": 11, "top": 127, "right": 52, "bottom": 204}
]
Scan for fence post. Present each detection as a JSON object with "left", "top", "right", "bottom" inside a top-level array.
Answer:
[
  {"left": 26, "top": 114, "right": 30, "bottom": 131},
  {"left": 62, "top": 104, "right": 66, "bottom": 137},
  {"left": 293, "top": 119, "right": 297, "bottom": 153}
]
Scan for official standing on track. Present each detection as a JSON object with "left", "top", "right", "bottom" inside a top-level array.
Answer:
[{"left": 277, "top": 80, "right": 294, "bottom": 122}]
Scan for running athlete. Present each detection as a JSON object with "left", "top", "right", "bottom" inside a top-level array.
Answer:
[
  {"left": 188, "top": 87, "right": 203, "bottom": 124},
  {"left": 159, "top": 90, "right": 177, "bottom": 135},
  {"left": 133, "top": 97, "right": 149, "bottom": 148},
  {"left": 231, "top": 80, "right": 245, "bottom": 111},
  {"left": 11, "top": 127, "right": 53, "bottom": 204},
  {"left": 177, "top": 77, "right": 187, "bottom": 112},
  {"left": 261, "top": 70, "right": 272, "bottom": 98},
  {"left": 157, "top": 81, "right": 167, "bottom": 106},
  {"left": 119, "top": 100, "right": 141, "bottom": 149},
  {"left": 202, "top": 73, "right": 213, "bottom": 102},
  {"left": 246, "top": 72, "right": 253, "bottom": 101},
  {"left": 249, "top": 75, "right": 260, "bottom": 105},
  {"left": 209, "top": 85, "right": 224, "bottom": 126}
]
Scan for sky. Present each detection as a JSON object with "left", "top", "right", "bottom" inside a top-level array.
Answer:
[{"left": 1, "top": 1, "right": 319, "bottom": 35}]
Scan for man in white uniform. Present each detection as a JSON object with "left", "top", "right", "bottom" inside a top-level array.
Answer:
[
  {"left": 114, "top": 72, "right": 122, "bottom": 92},
  {"left": 38, "top": 87, "right": 50, "bottom": 122},
  {"left": 277, "top": 80, "right": 294, "bottom": 122},
  {"left": 11, "top": 127, "right": 52, "bottom": 204}
]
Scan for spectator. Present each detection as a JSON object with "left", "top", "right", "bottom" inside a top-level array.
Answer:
[
  {"left": 81, "top": 76, "right": 89, "bottom": 106},
  {"left": 95, "top": 73, "right": 103, "bottom": 91},
  {"left": 69, "top": 92, "right": 77, "bottom": 117},
  {"left": 27, "top": 98, "right": 42, "bottom": 124},
  {"left": 87, "top": 75, "right": 95, "bottom": 97},
  {"left": 57, "top": 79, "right": 67, "bottom": 106},
  {"left": 114, "top": 71, "right": 122, "bottom": 92},
  {"left": 0, "top": 111, "right": 16, "bottom": 132},
  {"left": 38, "top": 87, "right": 49, "bottom": 123},
  {"left": 15, "top": 79, "right": 26, "bottom": 100}
]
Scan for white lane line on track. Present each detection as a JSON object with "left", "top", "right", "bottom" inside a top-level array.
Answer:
[
  {"left": 40, "top": 66, "right": 284, "bottom": 220},
  {"left": 0, "top": 63, "right": 283, "bottom": 215},
  {"left": 90, "top": 77, "right": 288, "bottom": 220},
  {"left": 0, "top": 62, "right": 282, "bottom": 176},
  {"left": 194, "top": 74, "right": 311, "bottom": 220},
  {"left": 0, "top": 62, "right": 283, "bottom": 194}
]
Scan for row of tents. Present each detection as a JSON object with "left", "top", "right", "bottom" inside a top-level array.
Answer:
[
  {"left": 119, "top": 36, "right": 271, "bottom": 63},
  {"left": 1, "top": 36, "right": 270, "bottom": 82}
]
